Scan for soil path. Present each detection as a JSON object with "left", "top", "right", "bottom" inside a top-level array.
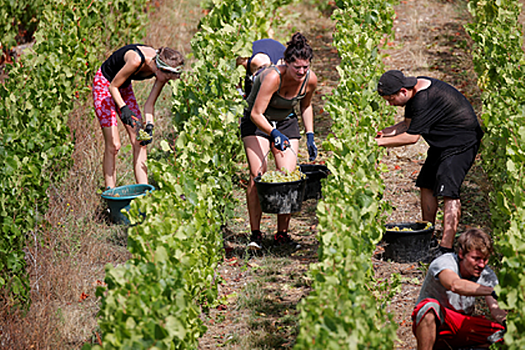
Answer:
[{"left": 198, "top": 4, "right": 340, "bottom": 349}]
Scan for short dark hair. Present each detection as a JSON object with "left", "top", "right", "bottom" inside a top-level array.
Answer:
[
  {"left": 457, "top": 228, "right": 493, "bottom": 257},
  {"left": 283, "top": 32, "right": 313, "bottom": 63}
]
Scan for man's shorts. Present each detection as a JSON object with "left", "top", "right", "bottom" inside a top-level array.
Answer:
[
  {"left": 412, "top": 298, "right": 504, "bottom": 349},
  {"left": 416, "top": 142, "right": 480, "bottom": 199},
  {"left": 240, "top": 110, "right": 301, "bottom": 140},
  {"left": 92, "top": 68, "right": 142, "bottom": 128}
]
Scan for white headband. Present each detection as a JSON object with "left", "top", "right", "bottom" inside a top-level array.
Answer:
[{"left": 155, "top": 54, "right": 183, "bottom": 74}]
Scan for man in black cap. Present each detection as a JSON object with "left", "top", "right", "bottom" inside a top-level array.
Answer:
[{"left": 375, "top": 70, "right": 484, "bottom": 258}]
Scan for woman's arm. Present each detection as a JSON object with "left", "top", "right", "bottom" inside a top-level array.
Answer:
[
  {"left": 108, "top": 50, "right": 143, "bottom": 109},
  {"left": 250, "top": 69, "right": 281, "bottom": 135},
  {"left": 143, "top": 75, "right": 168, "bottom": 125},
  {"left": 299, "top": 71, "right": 318, "bottom": 134}
]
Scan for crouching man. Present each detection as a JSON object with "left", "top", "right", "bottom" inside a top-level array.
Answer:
[{"left": 412, "top": 228, "right": 507, "bottom": 349}]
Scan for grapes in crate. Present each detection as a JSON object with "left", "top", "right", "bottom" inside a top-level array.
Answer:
[
  {"left": 260, "top": 166, "right": 306, "bottom": 183},
  {"left": 389, "top": 222, "right": 432, "bottom": 232}
]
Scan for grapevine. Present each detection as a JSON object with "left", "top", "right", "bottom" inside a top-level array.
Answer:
[
  {"left": 91, "top": 0, "right": 293, "bottom": 348},
  {"left": 294, "top": 0, "right": 398, "bottom": 348},
  {"left": 0, "top": 0, "right": 149, "bottom": 308},
  {"left": 466, "top": 0, "right": 525, "bottom": 346}
]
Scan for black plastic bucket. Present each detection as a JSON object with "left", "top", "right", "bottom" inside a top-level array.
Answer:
[
  {"left": 299, "top": 164, "right": 330, "bottom": 200},
  {"left": 254, "top": 175, "right": 306, "bottom": 214},
  {"left": 383, "top": 221, "right": 434, "bottom": 263}
]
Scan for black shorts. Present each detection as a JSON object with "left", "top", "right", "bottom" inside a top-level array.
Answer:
[
  {"left": 240, "top": 110, "right": 301, "bottom": 140},
  {"left": 416, "top": 143, "right": 480, "bottom": 199}
]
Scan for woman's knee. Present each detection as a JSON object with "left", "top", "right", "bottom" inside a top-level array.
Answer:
[{"left": 106, "top": 141, "right": 121, "bottom": 156}]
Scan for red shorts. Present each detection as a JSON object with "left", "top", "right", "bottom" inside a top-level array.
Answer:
[
  {"left": 92, "top": 68, "right": 142, "bottom": 128},
  {"left": 412, "top": 298, "right": 504, "bottom": 349}
]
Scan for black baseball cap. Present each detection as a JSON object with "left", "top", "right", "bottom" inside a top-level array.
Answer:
[{"left": 377, "top": 70, "right": 417, "bottom": 96}]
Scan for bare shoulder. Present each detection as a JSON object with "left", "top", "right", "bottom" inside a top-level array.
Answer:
[
  {"left": 308, "top": 70, "right": 318, "bottom": 88},
  {"left": 124, "top": 49, "right": 143, "bottom": 69}
]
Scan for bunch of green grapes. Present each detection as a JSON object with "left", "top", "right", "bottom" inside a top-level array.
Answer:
[
  {"left": 260, "top": 166, "right": 306, "bottom": 183},
  {"left": 390, "top": 226, "right": 414, "bottom": 232},
  {"left": 137, "top": 129, "right": 152, "bottom": 141}
]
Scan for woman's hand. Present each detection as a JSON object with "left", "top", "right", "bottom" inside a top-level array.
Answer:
[
  {"left": 271, "top": 129, "right": 290, "bottom": 151},
  {"left": 120, "top": 105, "right": 137, "bottom": 127},
  {"left": 140, "top": 123, "right": 154, "bottom": 146},
  {"left": 306, "top": 132, "right": 317, "bottom": 161}
]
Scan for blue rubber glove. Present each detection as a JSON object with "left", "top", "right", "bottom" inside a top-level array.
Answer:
[
  {"left": 270, "top": 129, "right": 290, "bottom": 151},
  {"left": 306, "top": 132, "right": 318, "bottom": 161}
]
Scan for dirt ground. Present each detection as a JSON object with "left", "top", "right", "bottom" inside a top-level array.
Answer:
[
  {"left": 198, "top": 4, "right": 339, "bottom": 349},
  {"left": 371, "top": 0, "right": 493, "bottom": 349}
]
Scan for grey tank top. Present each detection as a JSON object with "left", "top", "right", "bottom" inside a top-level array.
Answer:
[{"left": 246, "top": 66, "right": 309, "bottom": 121}]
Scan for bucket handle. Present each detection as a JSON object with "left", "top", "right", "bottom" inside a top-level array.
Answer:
[{"left": 319, "top": 168, "right": 330, "bottom": 176}]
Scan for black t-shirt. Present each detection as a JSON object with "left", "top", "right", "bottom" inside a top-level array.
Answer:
[
  {"left": 406, "top": 77, "right": 483, "bottom": 156},
  {"left": 100, "top": 44, "right": 155, "bottom": 87}
]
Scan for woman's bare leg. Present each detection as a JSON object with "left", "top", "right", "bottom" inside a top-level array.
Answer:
[
  {"left": 125, "top": 123, "right": 148, "bottom": 184},
  {"left": 102, "top": 126, "right": 121, "bottom": 189},
  {"left": 243, "top": 135, "right": 271, "bottom": 232}
]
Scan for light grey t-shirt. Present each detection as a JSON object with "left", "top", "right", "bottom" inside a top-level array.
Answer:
[{"left": 416, "top": 253, "right": 498, "bottom": 315}]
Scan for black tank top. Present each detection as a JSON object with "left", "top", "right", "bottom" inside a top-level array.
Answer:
[{"left": 101, "top": 44, "right": 155, "bottom": 86}]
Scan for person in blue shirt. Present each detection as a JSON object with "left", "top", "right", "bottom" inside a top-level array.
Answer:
[{"left": 236, "top": 38, "right": 286, "bottom": 98}]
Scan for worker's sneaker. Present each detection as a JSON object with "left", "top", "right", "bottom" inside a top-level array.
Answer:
[
  {"left": 248, "top": 230, "right": 263, "bottom": 250},
  {"left": 274, "top": 231, "right": 301, "bottom": 250},
  {"left": 487, "top": 322, "right": 506, "bottom": 344}
]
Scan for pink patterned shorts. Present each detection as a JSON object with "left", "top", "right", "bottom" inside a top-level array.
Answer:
[{"left": 92, "top": 68, "right": 142, "bottom": 128}]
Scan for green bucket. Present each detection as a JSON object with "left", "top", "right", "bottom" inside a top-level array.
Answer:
[{"left": 101, "top": 184, "right": 155, "bottom": 224}]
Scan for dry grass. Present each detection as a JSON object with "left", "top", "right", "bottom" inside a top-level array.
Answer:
[
  {"left": 0, "top": 0, "right": 203, "bottom": 348},
  {"left": 0, "top": 97, "right": 131, "bottom": 349}
]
